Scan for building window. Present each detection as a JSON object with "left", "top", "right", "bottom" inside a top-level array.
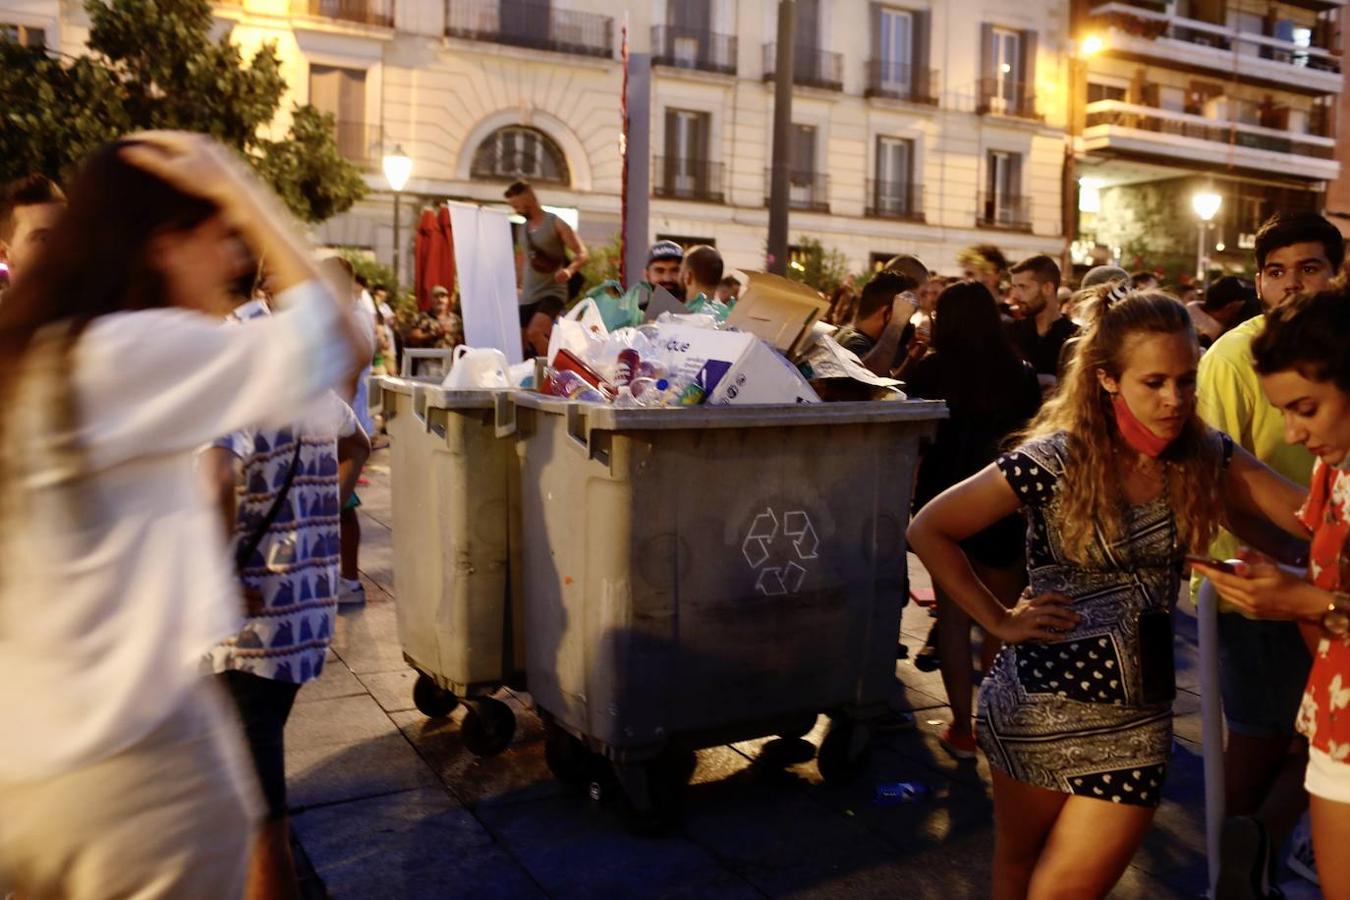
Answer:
[
  {"left": 1, "top": 23, "right": 46, "bottom": 47},
  {"left": 981, "top": 150, "right": 1028, "bottom": 230},
  {"left": 470, "top": 126, "right": 570, "bottom": 185},
  {"left": 871, "top": 137, "right": 919, "bottom": 219},
  {"left": 980, "top": 25, "right": 1037, "bottom": 117},
  {"left": 660, "top": 109, "right": 718, "bottom": 201},
  {"left": 790, "top": 123, "right": 820, "bottom": 210},
  {"left": 878, "top": 8, "right": 914, "bottom": 94},
  {"left": 309, "top": 65, "right": 371, "bottom": 166}
]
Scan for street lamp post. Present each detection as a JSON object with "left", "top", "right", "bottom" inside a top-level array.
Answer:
[
  {"left": 1062, "top": 33, "right": 1102, "bottom": 276},
  {"left": 382, "top": 145, "right": 412, "bottom": 289},
  {"left": 1192, "top": 190, "right": 1222, "bottom": 294}
]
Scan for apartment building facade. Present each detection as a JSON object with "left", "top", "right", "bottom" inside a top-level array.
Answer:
[
  {"left": 1070, "top": 0, "right": 1344, "bottom": 279},
  {"left": 4, "top": 0, "right": 1075, "bottom": 278}
]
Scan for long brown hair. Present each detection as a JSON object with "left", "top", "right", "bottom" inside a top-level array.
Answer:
[
  {"left": 1021, "top": 291, "right": 1224, "bottom": 562},
  {"left": 0, "top": 140, "right": 220, "bottom": 443}
]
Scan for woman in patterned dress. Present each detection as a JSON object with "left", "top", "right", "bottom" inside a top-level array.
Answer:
[
  {"left": 1199, "top": 289, "right": 1350, "bottom": 896},
  {"left": 909, "top": 293, "right": 1308, "bottom": 899}
]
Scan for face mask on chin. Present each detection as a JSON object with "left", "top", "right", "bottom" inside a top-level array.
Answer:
[{"left": 1112, "top": 393, "right": 1174, "bottom": 459}]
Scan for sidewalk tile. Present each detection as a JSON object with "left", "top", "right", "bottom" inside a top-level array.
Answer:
[
  {"left": 288, "top": 694, "right": 399, "bottom": 748},
  {"left": 288, "top": 732, "right": 443, "bottom": 811},
  {"left": 359, "top": 669, "right": 419, "bottom": 714}
]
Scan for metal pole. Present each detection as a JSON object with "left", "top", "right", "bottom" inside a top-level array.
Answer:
[
  {"left": 766, "top": 0, "right": 795, "bottom": 276},
  {"left": 1198, "top": 581, "right": 1226, "bottom": 898},
  {"left": 392, "top": 190, "right": 402, "bottom": 289},
  {"left": 1062, "top": 54, "right": 1081, "bottom": 277},
  {"left": 1196, "top": 221, "right": 1205, "bottom": 292}
]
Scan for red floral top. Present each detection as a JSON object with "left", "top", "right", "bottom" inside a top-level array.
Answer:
[{"left": 1295, "top": 460, "right": 1350, "bottom": 761}]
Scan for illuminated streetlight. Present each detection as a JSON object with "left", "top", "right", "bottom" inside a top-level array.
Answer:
[
  {"left": 1192, "top": 190, "right": 1222, "bottom": 291},
  {"left": 382, "top": 145, "right": 413, "bottom": 288},
  {"left": 1080, "top": 34, "right": 1104, "bottom": 57}
]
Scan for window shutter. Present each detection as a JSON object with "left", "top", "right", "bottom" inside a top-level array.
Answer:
[
  {"left": 309, "top": 66, "right": 340, "bottom": 117},
  {"left": 913, "top": 10, "right": 932, "bottom": 100},
  {"left": 1010, "top": 154, "right": 1024, "bottom": 209},
  {"left": 1019, "top": 30, "right": 1038, "bottom": 115},
  {"left": 870, "top": 3, "right": 882, "bottom": 73},
  {"left": 338, "top": 68, "right": 366, "bottom": 128},
  {"left": 664, "top": 110, "right": 679, "bottom": 190},
  {"left": 980, "top": 24, "right": 996, "bottom": 110},
  {"left": 693, "top": 113, "right": 710, "bottom": 194}
]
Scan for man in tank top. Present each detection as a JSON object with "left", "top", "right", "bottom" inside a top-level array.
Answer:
[{"left": 505, "top": 181, "right": 589, "bottom": 358}]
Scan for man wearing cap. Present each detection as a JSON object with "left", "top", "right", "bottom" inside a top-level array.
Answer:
[{"left": 645, "top": 240, "right": 685, "bottom": 300}]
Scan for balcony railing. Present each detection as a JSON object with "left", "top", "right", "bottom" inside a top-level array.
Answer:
[
  {"left": 446, "top": 0, "right": 614, "bottom": 59},
  {"left": 292, "top": 0, "right": 393, "bottom": 27},
  {"left": 332, "top": 121, "right": 382, "bottom": 169},
  {"left": 762, "top": 44, "right": 844, "bottom": 91},
  {"left": 651, "top": 26, "right": 737, "bottom": 75},
  {"left": 865, "top": 61, "right": 939, "bottom": 105},
  {"left": 977, "top": 193, "right": 1033, "bottom": 231},
  {"left": 1090, "top": 2, "right": 1340, "bottom": 79},
  {"left": 976, "top": 80, "right": 1040, "bottom": 119},
  {"left": 764, "top": 169, "right": 830, "bottom": 213},
  {"left": 866, "top": 181, "right": 925, "bottom": 221},
  {"left": 1084, "top": 100, "right": 1336, "bottom": 160},
  {"left": 652, "top": 158, "right": 726, "bottom": 204}
]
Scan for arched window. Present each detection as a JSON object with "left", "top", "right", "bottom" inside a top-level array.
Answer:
[{"left": 470, "top": 126, "right": 570, "bottom": 185}]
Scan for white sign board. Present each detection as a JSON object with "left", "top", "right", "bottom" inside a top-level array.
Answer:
[{"left": 448, "top": 202, "right": 523, "bottom": 366}]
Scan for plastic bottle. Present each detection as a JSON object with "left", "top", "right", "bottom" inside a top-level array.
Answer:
[
  {"left": 629, "top": 377, "right": 669, "bottom": 407},
  {"left": 674, "top": 380, "right": 706, "bottom": 406},
  {"left": 637, "top": 358, "right": 667, "bottom": 381},
  {"left": 614, "top": 348, "right": 640, "bottom": 388},
  {"left": 872, "top": 781, "right": 931, "bottom": 807}
]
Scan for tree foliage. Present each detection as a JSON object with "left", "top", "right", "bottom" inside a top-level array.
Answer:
[
  {"left": 0, "top": 0, "right": 366, "bottom": 222},
  {"left": 787, "top": 235, "right": 851, "bottom": 297}
]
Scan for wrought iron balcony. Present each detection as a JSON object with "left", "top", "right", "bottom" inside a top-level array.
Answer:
[
  {"left": 977, "top": 193, "right": 1033, "bottom": 231},
  {"left": 292, "top": 0, "right": 394, "bottom": 28},
  {"left": 764, "top": 169, "right": 830, "bottom": 213},
  {"left": 976, "top": 79, "right": 1040, "bottom": 119},
  {"left": 762, "top": 44, "right": 844, "bottom": 91},
  {"left": 446, "top": 0, "right": 614, "bottom": 59},
  {"left": 865, "top": 61, "right": 939, "bottom": 105},
  {"left": 866, "top": 181, "right": 925, "bottom": 222},
  {"left": 651, "top": 26, "right": 737, "bottom": 75},
  {"left": 652, "top": 158, "right": 726, "bottom": 204}
]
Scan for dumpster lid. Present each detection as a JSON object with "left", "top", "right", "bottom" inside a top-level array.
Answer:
[
  {"left": 512, "top": 391, "right": 948, "bottom": 431},
  {"left": 379, "top": 376, "right": 507, "bottom": 410}
]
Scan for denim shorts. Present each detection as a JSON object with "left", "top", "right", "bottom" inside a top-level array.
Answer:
[{"left": 1217, "top": 612, "right": 1312, "bottom": 739}]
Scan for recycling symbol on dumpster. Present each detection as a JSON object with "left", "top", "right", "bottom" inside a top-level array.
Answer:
[{"left": 742, "top": 507, "right": 819, "bottom": 596}]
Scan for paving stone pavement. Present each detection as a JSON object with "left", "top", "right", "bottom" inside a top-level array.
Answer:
[{"left": 283, "top": 445, "right": 1292, "bottom": 898}]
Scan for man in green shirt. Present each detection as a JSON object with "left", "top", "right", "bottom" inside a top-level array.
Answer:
[{"left": 1198, "top": 212, "right": 1343, "bottom": 895}]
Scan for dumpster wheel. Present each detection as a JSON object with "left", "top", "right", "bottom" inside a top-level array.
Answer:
[
  {"left": 461, "top": 697, "right": 517, "bottom": 757},
  {"left": 613, "top": 749, "right": 695, "bottom": 836},
  {"left": 817, "top": 717, "right": 873, "bottom": 786},
  {"left": 543, "top": 721, "right": 591, "bottom": 785},
  {"left": 412, "top": 674, "right": 458, "bottom": 719}
]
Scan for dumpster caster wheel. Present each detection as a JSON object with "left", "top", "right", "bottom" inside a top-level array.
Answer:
[
  {"left": 462, "top": 697, "right": 516, "bottom": 757},
  {"left": 778, "top": 713, "right": 819, "bottom": 740},
  {"left": 818, "top": 718, "right": 872, "bottom": 786},
  {"left": 615, "top": 755, "right": 688, "bottom": 837},
  {"left": 543, "top": 722, "right": 590, "bottom": 785},
  {"left": 412, "top": 674, "right": 458, "bottom": 719}
]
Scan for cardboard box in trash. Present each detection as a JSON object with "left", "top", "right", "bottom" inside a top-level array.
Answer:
[
  {"left": 651, "top": 323, "right": 820, "bottom": 405},
  {"left": 725, "top": 272, "right": 831, "bottom": 358}
]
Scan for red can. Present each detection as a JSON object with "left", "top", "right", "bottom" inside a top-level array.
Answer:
[{"left": 615, "top": 348, "right": 640, "bottom": 388}]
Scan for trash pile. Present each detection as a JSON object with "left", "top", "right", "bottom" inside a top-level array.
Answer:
[{"left": 441, "top": 272, "right": 908, "bottom": 407}]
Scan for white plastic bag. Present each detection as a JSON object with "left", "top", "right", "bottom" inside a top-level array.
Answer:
[
  {"left": 546, "top": 297, "right": 609, "bottom": 365},
  {"left": 442, "top": 345, "right": 511, "bottom": 390}
]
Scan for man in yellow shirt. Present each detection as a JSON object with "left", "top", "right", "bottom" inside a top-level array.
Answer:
[{"left": 1197, "top": 212, "right": 1343, "bottom": 896}]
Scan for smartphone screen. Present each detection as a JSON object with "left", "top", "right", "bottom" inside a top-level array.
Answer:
[{"left": 1184, "top": 554, "right": 1237, "bottom": 575}]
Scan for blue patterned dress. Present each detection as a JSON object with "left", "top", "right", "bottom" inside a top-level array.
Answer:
[{"left": 978, "top": 430, "right": 1230, "bottom": 807}]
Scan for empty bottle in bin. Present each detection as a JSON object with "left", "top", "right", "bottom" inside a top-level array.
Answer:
[{"left": 614, "top": 348, "right": 640, "bottom": 388}]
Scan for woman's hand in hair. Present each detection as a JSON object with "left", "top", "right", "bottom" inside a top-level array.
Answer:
[
  {"left": 119, "top": 131, "right": 256, "bottom": 212},
  {"left": 992, "top": 590, "right": 1080, "bottom": 644}
]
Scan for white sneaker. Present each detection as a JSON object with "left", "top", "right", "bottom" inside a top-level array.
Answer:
[
  {"left": 1286, "top": 814, "right": 1319, "bottom": 885},
  {"left": 337, "top": 577, "right": 366, "bottom": 608}
]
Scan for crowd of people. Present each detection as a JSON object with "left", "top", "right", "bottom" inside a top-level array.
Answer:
[{"left": 3, "top": 132, "right": 1350, "bottom": 900}]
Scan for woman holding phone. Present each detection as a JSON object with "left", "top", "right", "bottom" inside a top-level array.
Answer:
[
  {"left": 909, "top": 291, "right": 1306, "bottom": 899},
  {"left": 1196, "top": 288, "right": 1350, "bottom": 896}
]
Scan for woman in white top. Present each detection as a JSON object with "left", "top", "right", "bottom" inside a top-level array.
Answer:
[{"left": 0, "top": 133, "right": 364, "bottom": 899}]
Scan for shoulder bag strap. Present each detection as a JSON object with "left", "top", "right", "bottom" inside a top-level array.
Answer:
[{"left": 234, "top": 437, "right": 304, "bottom": 573}]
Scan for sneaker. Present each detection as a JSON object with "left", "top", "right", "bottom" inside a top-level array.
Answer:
[
  {"left": 939, "top": 726, "right": 978, "bottom": 760},
  {"left": 1217, "top": 815, "right": 1277, "bottom": 900},
  {"left": 337, "top": 577, "right": 366, "bottom": 608},
  {"left": 1286, "top": 814, "right": 1319, "bottom": 886},
  {"left": 913, "top": 622, "right": 941, "bottom": 673}
]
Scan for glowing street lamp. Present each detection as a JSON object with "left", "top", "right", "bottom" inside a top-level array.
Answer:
[
  {"left": 1192, "top": 190, "right": 1222, "bottom": 292},
  {"left": 383, "top": 145, "right": 413, "bottom": 288}
]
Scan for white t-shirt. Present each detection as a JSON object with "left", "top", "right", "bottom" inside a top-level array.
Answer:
[{"left": 0, "top": 281, "right": 352, "bottom": 781}]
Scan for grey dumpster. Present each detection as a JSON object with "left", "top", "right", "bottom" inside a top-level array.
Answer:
[
  {"left": 380, "top": 377, "right": 524, "bottom": 756},
  {"left": 511, "top": 393, "right": 946, "bottom": 826}
]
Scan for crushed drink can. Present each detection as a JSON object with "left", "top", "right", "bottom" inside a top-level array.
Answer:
[{"left": 615, "top": 348, "right": 640, "bottom": 388}]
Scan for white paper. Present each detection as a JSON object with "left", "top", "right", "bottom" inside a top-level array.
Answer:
[{"left": 448, "top": 202, "right": 523, "bottom": 366}]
